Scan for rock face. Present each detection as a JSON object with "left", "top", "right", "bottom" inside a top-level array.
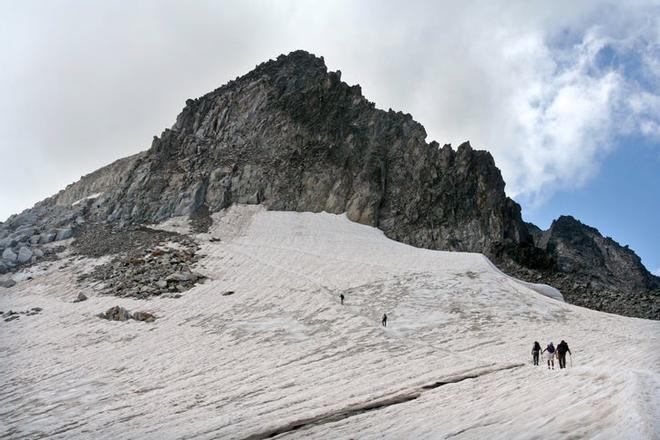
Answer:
[
  {"left": 7, "top": 51, "right": 530, "bottom": 251},
  {"left": 504, "top": 216, "right": 659, "bottom": 319},
  {"left": 0, "top": 50, "right": 657, "bottom": 319}
]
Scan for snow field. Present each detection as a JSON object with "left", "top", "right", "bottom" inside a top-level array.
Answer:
[{"left": 0, "top": 205, "right": 657, "bottom": 439}]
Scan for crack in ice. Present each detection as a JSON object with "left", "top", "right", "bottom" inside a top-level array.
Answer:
[{"left": 242, "top": 363, "right": 524, "bottom": 439}]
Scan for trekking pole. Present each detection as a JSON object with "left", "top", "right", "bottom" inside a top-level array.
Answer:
[{"left": 570, "top": 354, "right": 573, "bottom": 368}]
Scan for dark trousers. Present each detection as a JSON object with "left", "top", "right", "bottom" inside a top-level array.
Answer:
[
  {"left": 532, "top": 351, "right": 539, "bottom": 365},
  {"left": 558, "top": 353, "right": 567, "bottom": 369}
]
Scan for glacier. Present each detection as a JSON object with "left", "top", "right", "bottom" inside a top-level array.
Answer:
[{"left": 0, "top": 205, "right": 658, "bottom": 439}]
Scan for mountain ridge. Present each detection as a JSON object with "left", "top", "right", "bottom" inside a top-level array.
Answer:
[{"left": 0, "top": 50, "right": 657, "bottom": 319}]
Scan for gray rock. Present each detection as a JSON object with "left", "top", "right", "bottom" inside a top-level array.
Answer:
[
  {"left": 166, "top": 271, "right": 197, "bottom": 282},
  {"left": 39, "top": 232, "right": 56, "bottom": 244},
  {"left": 32, "top": 248, "right": 44, "bottom": 258},
  {"left": 2, "top": 248, "right": 17, "bottom": 263},
  {"left": 156, "top": 279, "right": 168, "bottom": 289},
  {"left": 55, "top": 228, "right": 73, "bottom": 241},
  {"left": 15, "top": 226, "right": 36, "bottom": 236},
  {"left": 12, "top": 234, "right": 29, "bottom": 244},
  {"left": 73, "top": 292, "right": 87, "bottom": 303},
  {"left": 0, "top": 279, "right": 16, "bottom": 288},
  {"left": 7, "top": 212, "right": 37, "bottom": 228},
  {"left": 0, "top": 261, "right": 7, "bottom": 274},
  {"left": 17, "top": 246, "right": 33, "bottom": 264},
  {"left": 0, "top": 237, "right": 16, "bottom": 249}
]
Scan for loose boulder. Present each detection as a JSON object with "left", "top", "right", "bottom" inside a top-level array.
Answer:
[
  {"left": 0, "top": 237, "right": 16, "bottom": 249},
  {"left": 39, "top": 232, "right": 56, "bottom": 244},
  {"left": 56, "top": 228, "right": 73, "bottom": 241},
  {"left": 98, "top": 306, "right": 131, "bottom": 321},
  {"left": 131, "top": 311, "right": 156, "bottom": 322},
  {"left": 166, "top": 270, "right": 204, "bottom": 283},
  {"left": 73, "top": 292, "right": 88, "bottom": 303},
  {"left": 2, "top": 248, "right": 17, "bottom": 263},
  {"left": 98, "top": 305, "right": 156, "bottom": 323},
  {"left": 0, "top": 278, "right": 16, "bottom": 288},
  {"left": 17, "top": 246, "right": 33, "bottom": 264}
]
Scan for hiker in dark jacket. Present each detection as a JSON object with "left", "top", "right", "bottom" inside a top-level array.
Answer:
[
  {"left": 340, "top": 294, "right": 344, "bottom": 305},
  {"left": 382, "top": 313, "right": 387, "bottom": 327},
  {"left": 531, "top": 341, "right": 541, "bottom": 366},
  {"left": 542, "top": 342, "right": 556, "bottom": 369},
  {"left": 557, "top": 340, "right": 572, "bottom": 369}
]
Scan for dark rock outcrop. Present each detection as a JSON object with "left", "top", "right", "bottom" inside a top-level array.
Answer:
[
  {"left": 502, "top": 216, "right": 659, "bottom": 319},
  {"left": 98, "top": 306, "right": 156, "bottom": 322},
  {"left": 0, "top": 50, "right": 657, "bottom": 319}
]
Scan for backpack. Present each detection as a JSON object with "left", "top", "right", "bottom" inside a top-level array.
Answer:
[{"left": 547, "top": 344, "right": 555, "bottom": 353}]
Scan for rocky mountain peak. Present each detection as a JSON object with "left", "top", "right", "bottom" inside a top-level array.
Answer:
[{"left": 0, "top": 50, "right": 657, "bottom": 319}]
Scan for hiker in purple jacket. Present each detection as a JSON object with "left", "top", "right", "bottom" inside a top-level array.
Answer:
[{"left": 542, "top": 342, "right": 556, "bottom": 370}]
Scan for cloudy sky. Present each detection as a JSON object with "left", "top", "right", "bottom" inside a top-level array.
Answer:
[{"left": 1, "top": 0, "right": 659, "bottom": 273}]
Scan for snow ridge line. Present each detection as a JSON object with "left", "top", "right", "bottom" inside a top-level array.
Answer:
[{"left": 242, "top": 363, "right": 524, "bottom": 440}]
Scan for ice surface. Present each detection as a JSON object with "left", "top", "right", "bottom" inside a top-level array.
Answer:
[{"left": 0, "top": 205, "right": 658, "bottom": 439}]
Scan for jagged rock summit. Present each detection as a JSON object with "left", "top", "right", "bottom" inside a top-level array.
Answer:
[{"left": 0, "top": 50, "right": 658, "bottom": 319}]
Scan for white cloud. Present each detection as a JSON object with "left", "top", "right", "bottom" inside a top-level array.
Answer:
[
  {"left": 652, "top": 268, "right": 660, "bottom": 277},
  {"left": 0, "top": 0, "right": 658, "bottom": 219}
]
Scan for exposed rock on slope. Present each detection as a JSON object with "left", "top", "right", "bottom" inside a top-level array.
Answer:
[
  {"left": 0, "top": 50, "right": 657, "bottom": 319},
  {"left": 503, "top": 216, "right": 659, "bottom": 319}
]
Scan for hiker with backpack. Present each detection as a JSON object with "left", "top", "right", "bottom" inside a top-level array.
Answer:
[
  {"left": 382, "top": 313, "right": 387, "bottom": 327},
  {"left": 531, "top": 341, "right": 541, "bottom": 366},
  {"left": 557, "top": 340, "right": 572, "bottom": 369},
  {"left": 340, "top": 294, "right": 344, "bottom": 305},
  {"left": 542, "top": 342, "right": 556, "bottom": 369}
]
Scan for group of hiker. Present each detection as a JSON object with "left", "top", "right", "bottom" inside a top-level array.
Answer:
[
  {"left": 532, "top": 340, "right": 572, "bottom": 369},
  {"left": 339, "top": 294, "right": 573, "bottom": 370},
  {"left": 339, "top": 293, "right": 388, "bottom": 327}
]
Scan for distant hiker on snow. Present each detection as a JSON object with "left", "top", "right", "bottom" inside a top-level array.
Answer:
[
  {"left": 557, "top": 340, "right": 572, "bottom": 369},
  {"left": 542, "top": 342, "right": 556, "bottom": 369},
  {"left": 531, "top": 341, "right": 541, "bottom": 366},
  {"left": 340, "top": 294, "right": 344, "bottom": 305},
  {"left": 382, "top": 314, "right": 387, "bottom": 327}
]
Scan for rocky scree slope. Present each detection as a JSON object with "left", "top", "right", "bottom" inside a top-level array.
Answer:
[{"left": 0, "top": 50, "right": 657, "bottom": 319}]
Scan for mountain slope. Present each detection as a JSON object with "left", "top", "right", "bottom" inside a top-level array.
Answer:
[
  {"left": 1, "top": 206, "right": 658, "bottom": 438},
  {"left": 502, "top": 216, "right": 660, "bottom": 318},
  {"left": 0, "top": 50, "right": 657, "bottom": 319}
]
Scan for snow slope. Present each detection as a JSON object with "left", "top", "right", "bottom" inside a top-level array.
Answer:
[{"left": 0, "top": 205, "right": 658, "bottom": 439}]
